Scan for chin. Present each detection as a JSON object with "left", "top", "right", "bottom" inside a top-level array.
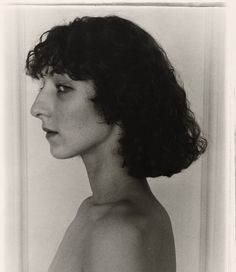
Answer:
[{"left": 50, "top": 147, "right": 80, "bottom": 159}]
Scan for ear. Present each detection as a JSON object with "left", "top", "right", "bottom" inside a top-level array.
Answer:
[
  {"left": 111, "top": 122, "right": 123, "bottom": 136},
  {"left": 108, "top": 123, "right": 123, "bottom": 155}
]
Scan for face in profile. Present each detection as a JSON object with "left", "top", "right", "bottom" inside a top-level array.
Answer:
[
  {"left": 31, "top": 68, "right": 115, "bottom": 159},
  {"left": 27, "top": 15, "right": 207, "bottom": 178}
]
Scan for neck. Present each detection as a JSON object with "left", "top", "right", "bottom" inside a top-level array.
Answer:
[{"left": 80, "top": 128, "right": 151, "bottom": 205}]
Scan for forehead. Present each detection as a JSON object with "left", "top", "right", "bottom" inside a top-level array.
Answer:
[
  {"left": 39, "top": 65, "right": 96, "bottom": 90},
  {"left": 39, "top": 66, "right": 96, "bottom": 95},
  {"left": 41, "top": 66, "right": 53, "bottom": 76},
  {"left": 41, "top": 66, "right": 71, "bottom": 81}
]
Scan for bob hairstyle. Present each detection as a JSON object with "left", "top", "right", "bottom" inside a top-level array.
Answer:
[{"left": 26, "top": 15, "right": 207, "bottom": 178}]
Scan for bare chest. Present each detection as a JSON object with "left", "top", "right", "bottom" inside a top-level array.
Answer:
[
  {"left": 47, "top": 198, "right": 176, "bottom": 272},
  {"left": 48, "top": 205, "right": 102, "bottom": 272}
]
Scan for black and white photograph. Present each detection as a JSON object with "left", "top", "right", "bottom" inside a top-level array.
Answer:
[{"left": 1, "top": 1, "right": 235, "bottom": 272}]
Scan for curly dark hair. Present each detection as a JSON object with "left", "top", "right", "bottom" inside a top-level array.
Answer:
[{"left": 26, "top": 15, "right": 207, "bottom": 178}]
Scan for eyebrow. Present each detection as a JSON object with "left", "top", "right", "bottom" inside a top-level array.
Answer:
[
  {"left": 41, "top": 67, "right": 64, "bottom": 77},
  {"left": 52, "top": 74, "right": 73, "bottom": 82}
]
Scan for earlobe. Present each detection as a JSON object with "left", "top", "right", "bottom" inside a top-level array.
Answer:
[
  {"left": 110, "top": 124, "right": 123, "bottom": 155},
  {"left": 112, "top": 123, "right": 123, "bottom": 137}
]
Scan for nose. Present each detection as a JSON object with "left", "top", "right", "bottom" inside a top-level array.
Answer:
[{"left": 30, "top": 89, "right": 52, "bottom": 120}]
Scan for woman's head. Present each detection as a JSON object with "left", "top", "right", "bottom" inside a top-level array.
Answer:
[
  {"left": 30, "top": 68, "right": 117, "bottom": 159},
  {"left": 26, "top": 15, "right": 207, "bottom": 178}
]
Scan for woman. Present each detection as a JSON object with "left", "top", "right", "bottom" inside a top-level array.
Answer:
[{"left": 26, "top": 15, "right": 207, "bottom": 272}]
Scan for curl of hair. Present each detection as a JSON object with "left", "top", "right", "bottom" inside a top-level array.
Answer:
[{"left": 26, "top": 15, "right": 207, "bottom": 178}]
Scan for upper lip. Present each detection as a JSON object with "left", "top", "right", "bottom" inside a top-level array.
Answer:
[{"left": 42, "top": 127, "right": 57, "bottom": 133}]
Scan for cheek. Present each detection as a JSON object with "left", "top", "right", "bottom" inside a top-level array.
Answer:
[
  {"left": 50, "top": 99, "right": 113, "bottom": 159},
  {"left": 59, "top": 100, "right": 108, "bottom": 140}
]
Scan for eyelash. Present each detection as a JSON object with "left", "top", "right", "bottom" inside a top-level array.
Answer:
[
  {"left": 37, "top": 80, "right": 72, "bottom": 94},
  {"left": 55, "top": 84, "right": 72, "bottom": 94}
]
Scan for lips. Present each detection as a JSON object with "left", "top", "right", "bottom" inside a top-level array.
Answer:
[{"left": 42, "top": 127, "right": 58, "bottom": 138}]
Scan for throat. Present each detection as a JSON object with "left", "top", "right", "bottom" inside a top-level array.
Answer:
[{"left": 89, "top": 177, "right": 151, "bottom": 206}]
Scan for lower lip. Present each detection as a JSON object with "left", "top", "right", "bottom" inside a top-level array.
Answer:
[{"left": 46, "top": 132, "right": 58, "bottom": 139}]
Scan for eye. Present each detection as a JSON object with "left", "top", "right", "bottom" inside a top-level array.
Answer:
[{"left": 56, "top": 84, "right": 72, "bottom": 94}]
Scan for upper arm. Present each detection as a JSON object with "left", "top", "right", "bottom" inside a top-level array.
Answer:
[{"left": 84, "top": 220, "right": 147, "bottom": 272}]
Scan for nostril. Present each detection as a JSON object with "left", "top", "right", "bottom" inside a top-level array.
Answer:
[
  {"left": 30, "top": 102, "right": 50, "bottom": 119},
  {"left": 31, "top": 103, "right": 41, "bottom": 118},
  {"left": 30, "top": 98, "right": 42, "bottom": 117},
  {"left": 35, "top": 112, "right": 41, "bottom": 118},
  {"left": 30, "top": 92, "right": 51, "bottom": 119}
]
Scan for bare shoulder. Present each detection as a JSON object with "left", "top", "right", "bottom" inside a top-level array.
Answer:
[
  {"left": 83, "top": 199, "right": 176, "bottom": 272},
  {"left": 83, "top": 205, "right": 147, "bottom": 272}
]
